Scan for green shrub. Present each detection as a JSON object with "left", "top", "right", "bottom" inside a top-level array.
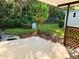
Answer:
[
  {"left": 59, "top": 20, "right": 64, "bottom": 28},
  {"left": 0, "top": 20, "right": 6, "bottom": 30},
  {"left": 20, "top": 18, "right": 32, "bottom": 24},
  {"left": 6, "top": 19, "right": 16, "bottom": 28},
  {"left": 6, "top": 19, "right": 21, "bottom": 28},
  {"left": 0, "top": 18, "right": 33, "bottom": 28},
  {"left": 0, "top": 19, "right": 21, "bottom": 28}
]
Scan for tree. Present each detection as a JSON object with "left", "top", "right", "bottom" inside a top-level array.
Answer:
[
  {"left": 48, "top": 5, "right": 65, "bottom": 20},
  {"left": 27, "top": 0, "right": 49, "bottom": 23},
  {"left": 0, "top": 0, "right": 49, "bottom": 29},
  {"left": 0, "top": 0, "right": 12, "bottom": 19}
]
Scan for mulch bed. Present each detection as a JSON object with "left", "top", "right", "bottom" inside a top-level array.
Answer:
[{"left": 20, "top": 31, "right": 64, "bottom": 44}]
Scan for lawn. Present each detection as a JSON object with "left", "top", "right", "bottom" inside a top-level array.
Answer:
[
  {"left": 4, "top": 24, "right": 64, "bottom": 37},
  {"left": 4, "top": 28, "right": 35, "bottom": 35},
  {"left": 38, "top": 24, "right": 64, "bottom": 37}
]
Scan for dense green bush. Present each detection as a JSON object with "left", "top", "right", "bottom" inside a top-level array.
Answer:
[
  {"left": 59, "top": 20, "right": 64, "bottom": 28},
  {"left": 6, "top": 19, "right": 21, "bottom": 28},
  {"left": 0, "top": 19, "right": 20, "bottom": 28},
  {"left": 0, "top": 18, "right": 32, "bottom": 29},
  {"left": 20, "top": 18, "right": 32, "bottom": 24},
  {"left": 0, "top": 19, "right": 7, "bottom": 30}
]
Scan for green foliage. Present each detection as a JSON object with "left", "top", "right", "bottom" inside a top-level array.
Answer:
[
  {"left": 0, "top": 0, "right": 66, "bottom": 28},
  {"left": 38, "top": 24, "right": 64, "bottom": 37},
  {"left": 0, "top": 1, "right": 12, "bottom": 19},
  {"left": 48, "top": 6, "right": 65, "bottom": 20},
  {"left": 4, "top": 24, "right": 64, "bottom": 37},
  {"left": 0, "top": 0, "right": 49, "bottom": 28},
  {"left": 27, "top": 0, "right": 49, "bottom": 23},
  {"left": 6, "top": 19, "right": 21, "bottom": 28},
  {"left": 5, "top": 28, "right": 35, "bottom": 35},
  {"left": 0, "top": 19, "right": 21, "bottom": 28}
]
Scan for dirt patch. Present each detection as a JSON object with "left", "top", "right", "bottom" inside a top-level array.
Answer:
[{"left": 20, "top": 31, "right": 64, "bottom": 44}]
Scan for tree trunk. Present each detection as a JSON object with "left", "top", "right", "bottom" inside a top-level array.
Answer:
[{"left": 19, "top": 6, "right": 23, "bottom": 18}]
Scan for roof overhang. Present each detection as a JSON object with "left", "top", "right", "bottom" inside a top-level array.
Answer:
[{"left": 38, "top": 0, "right": 79, "bottom": 7}]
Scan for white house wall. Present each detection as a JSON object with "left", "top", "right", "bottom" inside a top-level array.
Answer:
[{"left": 64, "top": 10, "right": 79, "bottom": 27}]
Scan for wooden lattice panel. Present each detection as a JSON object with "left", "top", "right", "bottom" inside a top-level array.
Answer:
[{"left": 64, "top": 26, "right": 79, "bottom": 49}]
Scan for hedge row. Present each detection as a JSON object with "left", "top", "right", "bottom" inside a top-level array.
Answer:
[{"left": 0, "top": 19, "right": 32, "bottom": 29}]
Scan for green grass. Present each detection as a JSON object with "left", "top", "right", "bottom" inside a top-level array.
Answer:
[
  {"left": 4, "top": 24, "right": 64, "bottom": 37},
  {"left": 4, "top": 28, "right": 35, "bottom": 35},
  {"left": 37, "top": 24, "right": 64, "bottom": 37}
]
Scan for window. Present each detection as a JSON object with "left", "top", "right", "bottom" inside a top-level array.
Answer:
[{"left": 73, "top": 13, "right": 76, "bottom": 17}]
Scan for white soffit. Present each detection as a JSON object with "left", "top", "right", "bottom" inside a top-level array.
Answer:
[{"left": 38, "top": 0, "right": 79, "bottom": 7}]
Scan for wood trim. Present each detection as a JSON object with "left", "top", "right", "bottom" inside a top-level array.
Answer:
[
  {"left": 58, "top": 1, "right": 79, "bottom": 7},
  {"left": 64, "top": 5, "right": 70, "bottom": 46},
  {"left": 65, "top": 5, "right": 70, "bottom": 27}
]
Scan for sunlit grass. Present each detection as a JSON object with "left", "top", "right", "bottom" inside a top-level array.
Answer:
[
  {"left": 4, "top": 24, "right": 64, "bottom": 37},
  {"left": 5, "top": 28, "right": 35, "bottom": 35},
  {"left": 37, "top": 24, "right": 64, "bottom": 37}
]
